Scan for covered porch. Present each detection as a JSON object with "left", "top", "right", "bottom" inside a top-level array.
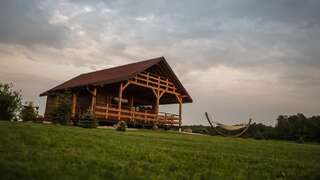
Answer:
[{"left": 71, "top": 71, "right": 185, "bottom": 128}]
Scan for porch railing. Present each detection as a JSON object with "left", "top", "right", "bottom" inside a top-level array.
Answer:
[{"left": 94, "top": 104, "right": 179, "bottom": 126}]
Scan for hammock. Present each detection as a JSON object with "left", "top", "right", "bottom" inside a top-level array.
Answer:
[
  {"left": 216, "top": 123, "right": 248, "bottom": 131},
  {"left": 205, "top": 112, "right": 252, "bottom": 137}
]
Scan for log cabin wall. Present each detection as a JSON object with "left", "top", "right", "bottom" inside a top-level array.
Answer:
[
  {"left": 44, "top": 95, "right": 58, "bottom": 119},
  {"left": 76, "top": 90, "right": 91, "bottom": 115},
  {"left": 96, "top": 85, "right": 118, "bottom": 106}
]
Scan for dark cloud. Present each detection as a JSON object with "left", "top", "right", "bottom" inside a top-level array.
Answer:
[{"left": 0, "top": 0, "right": 68, "bottom": 48}]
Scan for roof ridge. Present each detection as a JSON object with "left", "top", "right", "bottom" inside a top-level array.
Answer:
[{"left": 80, "top": 56, "right": 164, "bottom": 76}]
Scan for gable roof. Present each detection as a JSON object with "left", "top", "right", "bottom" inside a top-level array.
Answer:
[{"left": 40, "top": 57, "right": 192, "bottom": 103}]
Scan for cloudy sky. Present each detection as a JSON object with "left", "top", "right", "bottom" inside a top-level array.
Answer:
[{"left": 1, "top": 0, "right": 319, "bottom": 125}]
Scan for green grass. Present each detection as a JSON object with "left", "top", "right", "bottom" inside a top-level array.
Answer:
[{"left": 0, "top": 121, "right": 319, "bottom": 180}]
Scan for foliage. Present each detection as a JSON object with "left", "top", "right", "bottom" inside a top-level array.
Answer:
[
  {"left": 182, "top": 125, "right": 214, "bottom": 135},
  {"left": 244, "top": 123, "right": 277, "bottom": 140},
  {"left": 0, "top": 83, "right": 22, "bottom": 121},
  {"left": 48, "top": 93, "right": 72, "bottom": 125},
  {"left": 78, "top": 111, "right": 98, "bottom": 128},
  {"left": 276, "top": 114, "right": 320, "bottom": 142},
  {"left": 183, "top": 128, "right": 193, "bottom": 133},
  {"left": 0, "top": 121, "right": 319, "bottom": 180},
  {"left": 297, "top": 137, "right": 305, "bottom": 144},
  {"left": 116, "top": 121, "right": 127, "bottom": 132},
  {"left": 20, "top": 101, "right": 38, "bottom": 122},
  {"left": 152, "top": 123, "right": 158, "bottom": 130},
  {"left": 184, "top": 113, "right": 320, "bottom": 142}
]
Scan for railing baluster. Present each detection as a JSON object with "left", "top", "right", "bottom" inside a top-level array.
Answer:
[
  {"left": 165, "top": 113, "right": 167, "bottom": 124},
  {"left": 105, "top": 103, "right": 109, "bottom": 119}
]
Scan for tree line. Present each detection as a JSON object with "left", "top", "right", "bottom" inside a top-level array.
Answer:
[{"left": 183, "top": 114, "right": 320, "bottom": 143}]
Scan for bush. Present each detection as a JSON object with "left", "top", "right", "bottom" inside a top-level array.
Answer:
[
  {"left": 20, "top": 101, "right": 38, "bottom": 122},
  {"left": 49, "top": 93, "right": 72, "bottom": 125},
  {"left": 183, "top": 128, "right": 193, "bottom": 133},
  {"left": 116, "top": 121, "right": 127, "bottom": 132},
  {"left": 0, "top": 83, "right": 22, "bottom": 121},
  {"left": 253, "top": 130, "right": 264, "bottom": 140},
  {"left": 296, "top": 137, "right": 304, "bottom": 144},
  {"left": 78, "top": 111, "right": 97, "bottom": 128},
  {"left": 152, "top": 123, "right": 158, "bottom": 130}
]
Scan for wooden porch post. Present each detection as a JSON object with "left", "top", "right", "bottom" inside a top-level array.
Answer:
[
  {"left": 156, "top": 91, "right": 160, "bottom": 114},
  {"left": 129, "top": 96, "right": 134, "bottom": 110},
  {"left": 152, "top": 89, "right": 165, "bottom": 123},
  {"left": 118, "top": 83, "right": 123, "bottom": 120},
  {"left": 91, "top": 87, "right": 97, "bottom": 112},
  {"left": 179, "top": 101, "right": 182, "bottom": 132},
  {"left": 176, "top": 95, "right": 183, "bottom": 132},
  {"left": 71, "top": 93, "right": 77, "bottom": 118}
]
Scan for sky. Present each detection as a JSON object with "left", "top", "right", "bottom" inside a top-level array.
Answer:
[{"left": 0, "top": 0, "right": 319, "bottom": 126}]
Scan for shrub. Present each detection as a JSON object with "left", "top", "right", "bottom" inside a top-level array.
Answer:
[
  {"left": 254, "top": 130, "right": 264, "bottom": 140},
  {"left": 49, "top": 93, "right": 72, "bottom": 125},
  {"left": 0, "top": 83, "right": 22, "bottom": 121},
  {"left": 183, "top": 128, "right": 193, "bottom": 133},
  {"left": 20, "top": 101, "right": 38, "bottom": 122},
  {"left": 296, "top": 137, "right": 304, "bottom": 144},
  {"left": 78, "top": 111, "right": 97, "bottom": 128},
  {"left": 116, "top": 121, "right": 127, "bottom": 132},
  {"left": 152, "top": 123, "right": 158, "bottom": 130},
  {"left": 164, "top": 126, "right": 171, "bottom": 131}
]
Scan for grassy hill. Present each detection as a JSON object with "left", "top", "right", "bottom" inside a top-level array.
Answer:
[{"left": 0, "top": 121, "right": 319, "bottom": 180}]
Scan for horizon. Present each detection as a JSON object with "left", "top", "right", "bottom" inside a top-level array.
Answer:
[{"left": 1, "top": 0, "right": 320, "bottom": 126}]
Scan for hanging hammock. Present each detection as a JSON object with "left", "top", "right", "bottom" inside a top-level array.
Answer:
[{"left": 205, "top": 112, "right": 252, "bottom": 137}]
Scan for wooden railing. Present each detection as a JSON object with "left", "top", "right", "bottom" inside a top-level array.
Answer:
[
  {"left": 128, "top": 72, "right": 179, "bottom": 95},
  {"left": 94, "top": 105, "right": 179, "bottom": 126}
]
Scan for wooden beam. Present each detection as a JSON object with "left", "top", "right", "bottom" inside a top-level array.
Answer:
[
  {"left": 71, "top": 93, "right": 77, "bottom": 117},
  {"left": 152, "top": 88, "right": 158, "bottom": 97},
  {"left": 91, "top": 87, "right": 97, "bottom": 112},
  {"left": 178, "top": 101, "right": 182, "bottom": 132},
  {"left": 122, "top": 81, "right": 130, "bottom": 91},
  {"left": 105, "top": 103, "right": 109, "bottom": 119},
  {"left": 155, "top": 95, "right": 160, "bottom": 114},
  {"left": 175, "top": 94, "right": 183, "bottom": 132},
  {"left": 118, "top": 83, "right": 123, "bottom": 120},
  {"left": 175, "top": 94, "right": 183, "bottom": 104},
  {"left": 159, "top": 90, "right": 165, "bottom": 99},
  {"left": 128, "top": 80, "right": 180, "bottom": 97},
  {"left": 130, "top": 96, "right": 134, "bottom": 109}
]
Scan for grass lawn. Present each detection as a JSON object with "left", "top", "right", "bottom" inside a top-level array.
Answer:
[{"left": 0, "top": 121, "right": 319, "bottom": 180}]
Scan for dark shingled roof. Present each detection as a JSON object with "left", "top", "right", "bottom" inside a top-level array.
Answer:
[{"left": 40, "top": 57, "right": 192, "bottom": 103}]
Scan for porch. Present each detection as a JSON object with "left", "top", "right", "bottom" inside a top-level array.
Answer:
[
  {"left": 71, "top": 70, "right": 185, "bottom": 128},
  {"left": 94, "top": 104, "right": 180, "bottom": 126}
]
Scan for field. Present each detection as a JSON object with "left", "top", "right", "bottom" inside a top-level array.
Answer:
[{"left": 0, "top": 121, "right": 319, "bottom": 180}]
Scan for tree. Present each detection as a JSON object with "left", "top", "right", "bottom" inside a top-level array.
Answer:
[
  {"left": 20, "top": 101, "right": 38, "bottom": 122},
  {"left": 276, "top": 114, "right": 320, "bottom": 142},
  {"left": 49, "top": 92, "right": 72, "bottom": 125},
  {"left": 276, "top": 115, "right": 290, "bottom": 139},
  {"left": 78, "top": 111, "right": 97, "bottom": 128},
  {"left": 0, "top": 83, "right": 22, "bottom": 121}
]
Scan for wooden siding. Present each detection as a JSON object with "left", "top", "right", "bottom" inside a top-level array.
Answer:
[{"left": 44, "top": 95, "right": 58, "bottom": 119}]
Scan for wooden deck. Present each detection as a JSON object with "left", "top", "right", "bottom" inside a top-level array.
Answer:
[{"left": 94, "top": 104, "right": 180, "bottom": 126}]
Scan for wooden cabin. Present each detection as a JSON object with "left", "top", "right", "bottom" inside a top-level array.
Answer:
[{"left": 40, "top": 57, "right": 192, "bottom": 130}]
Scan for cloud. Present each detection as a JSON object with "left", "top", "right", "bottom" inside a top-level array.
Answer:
[
  {"left": 0, "top": 0, "right": 319, "bottom": 125},
  {"left": 0, "top": 0, "right": 68, "bottom": 48}
]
